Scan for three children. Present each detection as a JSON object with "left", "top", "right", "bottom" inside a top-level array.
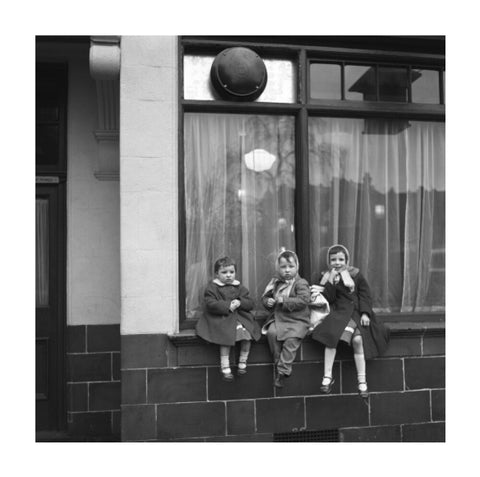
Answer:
[{"left": 197, "top": 246, "right": 389, "bottom": 395}]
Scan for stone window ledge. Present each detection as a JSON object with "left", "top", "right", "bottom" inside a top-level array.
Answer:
[{"left": 168, "top": 321, "right": 444, "bottom": 347}]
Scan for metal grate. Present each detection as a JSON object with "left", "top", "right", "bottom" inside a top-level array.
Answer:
[{"left": 273, "top": 429, "right": 339, "bottom": 442}]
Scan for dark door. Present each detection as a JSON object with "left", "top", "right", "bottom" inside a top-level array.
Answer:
[
  {"left": 36, "top": 181, "right": 66, "bottom": 431},
  {"left": 36, "top": 61, "right": 67, "bottom": 433}
]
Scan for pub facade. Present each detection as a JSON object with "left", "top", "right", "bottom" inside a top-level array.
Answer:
[{"left": 35, "top": 35, "right": 445, "bottom": 441}]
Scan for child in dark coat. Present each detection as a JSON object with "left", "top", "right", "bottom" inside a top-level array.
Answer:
[
  {"left": 261, "top": 250, "right": 311, "bottom": 388},
  {"left": 311, "top": 244, "right": 389, "bottom": 397},
  {"left": 196, "top": 257, "right": 261, "bottom": 382}
]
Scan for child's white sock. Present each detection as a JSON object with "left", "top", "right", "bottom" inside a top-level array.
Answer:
[
  {"left": 354, "top": 351, "right": 367, "bottom": 391},
  {"left": 354, "top": 352, "right": 366, "bottom": 376},
  {"left": 323, "top": 347, "right": 337, "bottom": 384},
  {"left": 357, "top": 374, "right": 367, "bottom": 392},
  {"left": 220, "top": 354, "right": 231, "bottom": 374}
]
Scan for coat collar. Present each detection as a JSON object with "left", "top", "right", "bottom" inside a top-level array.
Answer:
[{"left": 213, "top": 278, "right": 240, "bottom": 287}]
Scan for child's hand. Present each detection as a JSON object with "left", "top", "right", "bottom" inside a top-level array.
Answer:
[
  {"left": 328, "top": 268, "right": 338, "bottom": 278},
  {"left": 360, "top": 314, "right": 370, "bottom": 327},
  {"left": 229, "top": 299, "right": 241, "bottom": 312},
  {"left": 266, "top": 298, "right": 276, "bottom": 308}
]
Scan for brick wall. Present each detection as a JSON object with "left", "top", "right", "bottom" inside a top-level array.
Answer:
[
  {"left": 120, "top": 322, "right": 445, "bottom": 442},
  {"left": 67, "top": 324, "right": 121, "bottom": 439}
]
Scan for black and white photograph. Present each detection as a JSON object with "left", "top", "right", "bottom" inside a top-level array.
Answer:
[
  {"left": 4, "top": 1, "right": 480, "bottom": 475},
  {"left": 34, "top": 32, "right": 445, "bottom": 444}
]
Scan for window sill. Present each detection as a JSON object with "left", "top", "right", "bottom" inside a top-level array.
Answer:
[{"left": 169, "top": 320, "right": 444, "bottom": 346}]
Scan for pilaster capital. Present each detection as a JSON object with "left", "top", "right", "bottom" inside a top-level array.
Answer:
[{"left": 89, "top": 36, "right": 121, "bottom": 80}]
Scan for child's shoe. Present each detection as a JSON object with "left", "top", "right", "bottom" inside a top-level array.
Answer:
[
  {"left": 221, "top": 367, "right": 234, "bottom": 382},
  {"left": 237, "top": 350, "right": 249, "bottom": 376},
  {"left": 237, "top": 362, "right": 247, "bottom": 376},
  {"left": 274, "top": 372, "right": 286, "bottom": 388},
  {"left": 320, "top": 376, "right": 335, "bottom": 394},
  {"left": 358, "top": 381, "right": 368, "bottom": 398}
]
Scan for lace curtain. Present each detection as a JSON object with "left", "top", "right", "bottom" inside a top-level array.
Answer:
[
  {"left": 184, "top": 113, "right": 295, "bottom": 319},
  {"left": 309, "top": 118, "right": 445, "bottom": 312}
]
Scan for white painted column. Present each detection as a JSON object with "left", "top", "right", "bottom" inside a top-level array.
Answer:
[{"left": 120, "top": 36, "right": 179, "bottom": 335}]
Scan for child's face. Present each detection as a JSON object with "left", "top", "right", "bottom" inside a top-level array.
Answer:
[
  {"left": 329, "top": 252, "right": 347, "bottom": 270},
  {"left": 216, "top": 265, "right": 236, "bottom": 284},
  {"left": 278, "top": 257, "right": 298, "bottom": 280}
]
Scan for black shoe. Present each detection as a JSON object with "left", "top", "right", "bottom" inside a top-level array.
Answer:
[
  {"left": 274, "top": 373, "right": 286, "bottom": 388},
  {"left": 237, "top": 365, "right": 247, "bottom": 376}
]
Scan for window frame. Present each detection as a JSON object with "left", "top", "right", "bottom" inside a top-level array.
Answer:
[
  {"left": 36, "top": 62, "right": 68, "bottom": 177},
  {"left": 179, "top": 36, "right": 445, "bottom": 329}
]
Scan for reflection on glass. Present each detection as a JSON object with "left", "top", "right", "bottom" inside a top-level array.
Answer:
[
  {"left": 378, "top": 66, "right": 408, "bottom": 102},
  {"left": 412, "top": 69, "right": 440, "bottom": 104},
  {"left": 345, "top": 65, "right": 373, "bottom": 100},
  {"left": 310, "top": 63, "right": 341, "bottom": 99},
  {"left": 184, "top": 113, "right": 295, "bottom": 319},
  {"left": 308, "top": 117, "right": 445, "bottom": 312},
  {"left": 36, "top": 199, "right": 49, "bottom": 306}
]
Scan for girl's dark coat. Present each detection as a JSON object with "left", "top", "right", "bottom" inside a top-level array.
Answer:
[
  {"left": 311, "top": 271, "right": 389, "bottom": 359},
  {"left": 196, "top": 281, "right": 261, "bottom": 346},
  {"left": 262, "top": 276, "right": 311, "bottom": 341}
]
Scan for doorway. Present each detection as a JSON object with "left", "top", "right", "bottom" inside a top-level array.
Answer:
[
  {"left": 36, "top": 61, "right": 67, "bottom": 434},
  {"left": 36, "top": 180, "right": 66, "bottom": 432}
]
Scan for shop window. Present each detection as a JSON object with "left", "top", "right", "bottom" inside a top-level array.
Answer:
[
  {"left": 182, "top": 38, "right": 444, "bottom": 324},
  {"left": 308, "top": 117, "right": 445, "bottom": 312},
  {"left": 184, "top": 113, "right": 295, "bottom": 319}
]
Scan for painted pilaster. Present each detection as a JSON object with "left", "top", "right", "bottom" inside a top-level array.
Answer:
[{"left": 119, "top": 36, "right": 179, "bottom": 335}]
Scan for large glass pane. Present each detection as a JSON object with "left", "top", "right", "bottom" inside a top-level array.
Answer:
[
  {"left": 36, "top": 199, "right": 49, "bottom": 306},
  {"left": 411, "top": 69, "right": 440, "bottom": 104},
  {"left": 308, "top": 118, "right": 445, "bottom": 312},
  {"left": 310, "top": 63, "right": 341, "bottom": 99},
  {"left": 378, "top": 66, "right": 409, "bottom": 102},
  {"left": 345, "top": 65, "right": 373, "bottom": 101},
  {"left": 184, "top": 113, "right": 295, "bottom": 319}
]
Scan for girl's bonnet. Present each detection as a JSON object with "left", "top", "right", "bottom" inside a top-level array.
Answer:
[
  {"left": 320, "top": 244, "right": 359, "bottom": 292},
  {"left": 276, "top": 249, "right": 299, "bottom": 271},
  {"left": 262, "top": 249, "right": 299, "bottom": 297}
]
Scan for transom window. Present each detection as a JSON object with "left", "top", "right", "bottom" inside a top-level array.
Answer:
[{"left": 310, "top": 61, "right": 444, "bottom": 104}]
